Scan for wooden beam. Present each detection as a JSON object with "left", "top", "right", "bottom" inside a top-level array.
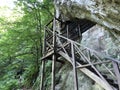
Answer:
[
  {"left": 51, "top": 18, "right": 56, "bottom": 90},
  {"left": 51, "top": 54, "right": 56, "bottom": 90},
  {"left": 46, "top": 41, "right": 53, "bottom": 49},
  {"left": 74, "top": 44, "right": 107, "bottom": 81},
  {"left": 58, "top": 51, "right": 113, "bottom": 90},
  {"left": 71, "top": 42, "right": 78, "bottom": 90},
  {"left": 40, "top": 25, "right": 46, "bottom": 90},
  {"left": 58, "top": 51, "right": 72, "bottom": 64},
  {"left": 56, "top": 42, "right": 71, "bottom": 53},
  {"left": 46, "top": 35, "right": 53, "bottom": 41},
  {"left": 76, "top": 61, "right": 111, "bottom": 68},
  {"left": 41, "top": 50, "right": 54, "bottom": 60},
  {"left": 57, "top": 34, "right": 120, "bottom": 63},
  {"left": 56, "top": 36, "right": 73, "bottom": 63},
  {"left": 40, "top": 60, "right": 45, "bottom": 90},
  {"left": 46, "top": 19, "right": 53, "bottom": 26},
  {"left": 46, "top": 26, "right": 53, "bottom": 33}
]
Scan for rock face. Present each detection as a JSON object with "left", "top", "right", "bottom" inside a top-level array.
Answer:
[
  {"left": 55, "top": 25, "right": 120, "bottom": 90},
  {"left": 54, "top": 0, "right": 120, "bottom": 55},
  {"left": 81, "top": 25, "right": 120, "bottom": 57},
  {"left": 55, "top": 0, "right": 120, "bottom": 31},
  {"left": 55, "top": 61, "right": 104, "bottom": 90},
  {"left": 53, "top": 0, "right": 120, "bottom": 90}
]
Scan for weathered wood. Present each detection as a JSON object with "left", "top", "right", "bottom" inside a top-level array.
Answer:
[
  {"left": 52, "top": 54, "right": 56, "bottom": 90},
  {"left": 46, "top": 26, "right": 53, "bottom": 33},
  {"left": 74, "top": 44, "right": 107, "bottom": 81},
  {"left": 46, "top": 41, "right": 53, "bottom": 49},
  {"left": 76, "top": 61, "right": 111, "bottom": 69},
  {"left": 46, "top": 35, "right": 53, "bottom": 41},
  {"left": 40, "top": 27, "right": 46, "bottom": 90},
  {"left": 46, "top": 19, "right": 53, "bottom": 26},
  {"left": 71, "top": 42, "right": 78, "bottom": 90},
  {"left": 51, "top": 18, "right": 56, "bottom": 90},
  {"left": 112, "top": 61, "right": 120, "bottom": 90},
  {"left": 58, "top": 51, "right": 72, "bottom": 64},
  {"left": 43, "top": 27, "right": 47, "bottom": 55},
  {"left": 40, "top": 60, "right": 45, "bottom": 90},
  {"left": 58, "top": 34, "right": 119, "bottom": 63},
  {"left": 57, "top": 35, "right": 72, "bottom": 61},
  {"left": 58, "top": 51, "right": 113, "bottom": 90},
  {"left": 94, "top": 54, "right": 115, "bottom": 77},
  {"left": 41, "top": 50, "right": 54, "bottom": 60},
  {"left": 56, "top": 42, "right": 71, "bottom": 53},
  {"left": 42, "top": 18, "right": 119, "bottom": 90}
]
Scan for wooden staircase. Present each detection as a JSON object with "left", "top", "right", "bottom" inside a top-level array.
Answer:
[{"left": 40, "top": 18, "right": 120, "bottom": 90}]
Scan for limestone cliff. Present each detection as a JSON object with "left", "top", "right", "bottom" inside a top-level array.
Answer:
[
  {"left": 55, "top": 0, "right": 120, "bottom": 31},
  {"left": 53, "top": 0, "right": 120, "bottom": 90}
]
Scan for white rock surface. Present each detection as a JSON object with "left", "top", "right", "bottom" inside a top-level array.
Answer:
[{"left": 55, "top": 0, "right": 120, "bottom": 31}]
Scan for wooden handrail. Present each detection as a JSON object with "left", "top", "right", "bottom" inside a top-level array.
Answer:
[{"left": 57, "top": 34, "right": 120, "bottom": 64}]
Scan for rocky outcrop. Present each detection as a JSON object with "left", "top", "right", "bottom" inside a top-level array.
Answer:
[
  {"left": 55, "top": 61, "right": 104, "bottom": 90},
  {"left": 55, "top": 0, "right": 120, "bottom": 31},
  {"left": 53, "top": 0, "right": 120, "bottom": 90},
  {"left": 54, "top": 25, "right": 120, "bottom": 90},
  {"left": 54, "top": 0, "right": 120, "bottom": 51}
]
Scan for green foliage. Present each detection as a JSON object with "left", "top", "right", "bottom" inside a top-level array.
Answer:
[{"left": 0, "top": 0, "right": 54, "bottom": 89}]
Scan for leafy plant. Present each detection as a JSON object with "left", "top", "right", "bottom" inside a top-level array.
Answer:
[{"left": 0, "top": 0, "right": 54, "bottom": 89}]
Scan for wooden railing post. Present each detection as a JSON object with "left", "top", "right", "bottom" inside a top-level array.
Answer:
[
  {"left": 71, "top": 42, "right": 78, "bottom": 90},
  {"left": 40, "top": 27, "right": 46, "bottom": 90},
  {"left": 40, "top": 60, "right": 45, "bottom": 90},
  {"left": 51, "top": 18, "right": 57, "bottom": 90}
]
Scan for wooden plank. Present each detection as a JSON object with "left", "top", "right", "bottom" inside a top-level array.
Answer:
[
  {"left": 40, "top": 25, "right": 46, "bottom": 90},
  {"left": 58, "top": 51, "right": 114, "bottom": 90},
  {"left": 58, "top": 51, "right": 72, "bottom": 64},
  {"left": 46, "top": 41, "right": 53, "bottom": 49},
  {"left": 51, "top": 18, "right": 56, "bottom": 90},
  {"left": 112, "top": 61, "right": 120, "bottom": 90},
  {"left": 51, "top": 54, "right": 56, "bottom": 90},
  {"left": 71, "top": 42, "right": 78, "bottom": 90},
  {"left": 76, "top": 61, "right": 111, "bottom": 68},
  {"left": 46, "top": 35, "right": 53, "bottom": 41},
  {"left": 46, "top": 19, "right": 53, "bottom": 26},
  {"left": 93, "top": 54, "right": 115, "bottom": 77},
  {"left": 56, "top": 42, "right": 71, "bottom": 55},
  {"left": 74, "top": 45, "right": 115, "bottom": 76},
  {"left": 46, "top": 26, "right": 53, "bottom": 33},
  {"left": 57, "top": 34, "right": 120, "bottom": 63},
  {"left": 74, "top": 44, "right": 107, "bottom": 81},
  {"left": 41, "top": 50, "right": 54, "bottom": 60},
  {"left": 40, "top": 60, "right": 45, "bottom": 90},
  {"left": 57, "top": 36, "right": 72, "bottom": 63}
]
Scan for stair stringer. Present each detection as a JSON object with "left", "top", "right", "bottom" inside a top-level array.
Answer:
[{"left": 58, "top": 51, "right": 114, "bottom": 90}]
